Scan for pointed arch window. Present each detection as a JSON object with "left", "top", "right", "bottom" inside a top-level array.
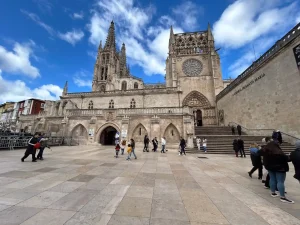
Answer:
[
  {"left": 109, "top": 99, "right": 114, "bottom": 109},
  {"left": 134, "top": 82, "right": 138, "bottom": 89},
  {"left": 130, "top": 99, "right": 136, "bottom": 108},
  {"left": 88, "top": 101, "right": 93, "bottom": 110},
  {"left": 121, "top": 81, "right": 127, "bottom": 91}
]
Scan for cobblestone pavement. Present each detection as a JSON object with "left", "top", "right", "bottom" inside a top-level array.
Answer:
[{"left": 0, "top": 145, "right": 299, "bottom": 225}]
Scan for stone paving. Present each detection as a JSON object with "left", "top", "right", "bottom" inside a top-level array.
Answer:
[{"left": 0, "top": 145, "right": 299, "bottom": 225}]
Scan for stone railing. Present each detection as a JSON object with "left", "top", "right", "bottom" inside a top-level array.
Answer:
[
  {"left": 65, "top": 86, "right": 177, "bottom": 97},
  {"left": 66, "top": 107, "right": 193, "bottom": 117},
  {"left": 228, "top": 122, "right": 300, "bottom": 145},
  {"left": 117, "top": 107, "right": 193, "bottom": 116},
  {"left": 217, "top": 22, "right": 300, "bottom": 101},
  {"left": 67, "top": 109, "right": 103, "bottom": 116}
]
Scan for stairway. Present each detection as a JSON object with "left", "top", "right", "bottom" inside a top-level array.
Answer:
[{"left": 186, "top": 127, "right": 294, "bottom": 155}]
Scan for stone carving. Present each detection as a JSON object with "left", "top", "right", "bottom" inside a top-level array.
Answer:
[
  {"left": 219, "top": 110, "right": 224, "bottom": 123},
  {"left": 182, "top": 91, "right": 211, "bottom": 108},
  {"left": 106, "top": 112, "right": 114, "bottom": 121},
  {"left": 90, "top": 116, "right": 97, "bottom": 124},
  {"left": 100, "top": 84, "right": 106, "bottom": 92},
  {"left": 182, "top": 58, "right": 203, "bottom": 76}
]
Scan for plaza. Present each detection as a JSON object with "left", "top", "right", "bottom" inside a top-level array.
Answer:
[{"left": 0, "top": 146, "right": 299, "bottom": 225}]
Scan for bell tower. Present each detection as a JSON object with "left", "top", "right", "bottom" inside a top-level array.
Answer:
[{"left": 92, "top": 21, "right": 119, "bottom": 92}]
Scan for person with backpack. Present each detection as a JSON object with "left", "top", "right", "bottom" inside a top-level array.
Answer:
[
  {"left": 115, "top": 143, "right": 120, "bottom": 158},
  {"left": 21, "top": 132, "right": 40, "bottom": 162},
  {"left": 248, "top": 143, "right": 263, "bottom": 179},
  {"left": 120, "top": 139, "right": 126, "bottom": 155}
]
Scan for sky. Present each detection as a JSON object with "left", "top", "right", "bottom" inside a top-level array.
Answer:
[{"left": 0, "top": 0, "right": 300, "bottom": 104}]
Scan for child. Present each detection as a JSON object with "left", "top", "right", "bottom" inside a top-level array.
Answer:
[
  {"left": 115, "top": 144, "right": 120, "bottom": 158},
  {"left": 126, "top": 144, "right": 132, "bottom": 160},
  {"left": 121, "top": 139, "right": 126, "bottom": 155}
]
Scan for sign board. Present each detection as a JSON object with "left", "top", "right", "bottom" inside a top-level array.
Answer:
[
  {"left": 293, "top": 44, "right": 300, "bottom": 71},
  {"left": 88, "top": 128, "right": 94, "bottom": 137}
]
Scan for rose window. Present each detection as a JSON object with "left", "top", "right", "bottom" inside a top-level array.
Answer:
[{"left": 182, "top": 59, "right": 203, "bottom": 76}]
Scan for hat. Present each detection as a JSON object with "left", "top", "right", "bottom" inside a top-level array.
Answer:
[{"left": 296, "top": 140, "right": 300, "bottom": 149}]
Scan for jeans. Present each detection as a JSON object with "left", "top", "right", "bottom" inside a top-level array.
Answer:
[
  {"left": 161, "top": 145, "right": 165, "bottom": 153},
  {"left": 37, "top": 147, "right": 45, "bottom": 159},
  {"left": 130, "top": 148, "right": 137, "bottom": 159},
  {"left": 268, "top": 171, "right": 286, "bottom": 197},
  {"left": 143, "top": 143, "right": 149, "bottom": 152},
  {"left": 203, "top": 146, "right": 207, "bottom": 152},
  {"left": 121, "top": 148, "right": 124, "bottom": 155}
]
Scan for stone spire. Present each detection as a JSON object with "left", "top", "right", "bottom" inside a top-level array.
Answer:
[
  {"left": 120, "top": 43, "right": 127, "bottom": 77},
  {"left": 169, "top": 25, "right": 175, "bottom": 44},
  {"left": 98, "top": 40, "right": 102, "bottom": 51},
  {"left": 207, "top": 23, "right": 214, "bottom": 41},
  {"left": 104, "top": 21, "right": 116, "bottom": 51},
  {"left": 62, "top": 81, "right": 68, "bottom": 96}
]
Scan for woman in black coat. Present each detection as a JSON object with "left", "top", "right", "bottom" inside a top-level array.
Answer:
[
  {"left": 21, "top": 132, "right": 40, "bottom": 162},
  {"left": 233, "top": 139, "right": 239, "bottom": 157}
]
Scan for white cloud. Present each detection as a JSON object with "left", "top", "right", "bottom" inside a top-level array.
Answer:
[
  {"left": 58, "top": 29, "right": 85, "bottom": 45},
  {"left": 21, "top": 9, "right": 84, "bottom": 46},
  {"left": 73, "top": 70, "right": 92, "bottom": 87},
  {"left": 172, "top": 1, "right": 202, "bottom": 30},
  {"left": 33, "top": 0, "right": 53, "bottom": 14},
  {"left": 213, "top": 0, "right": 299, "bottom": 49},
  {"left": 0, "top": 41, "right": 40, "bottom": 78},
  {"left": 88, "top": 0, "right": 189, "bottom": 76},
  {"left": 228, "top": 36, "right": 278, "bottom": 77},
  {"left": 0, "top": 73, "right": 62, "bottom": 103},
  {"left": 21, "top": 9, "right": 55, "bottom": 36},
  {"left": 72, "top": 12, "right": 84, "bottom": 19}
]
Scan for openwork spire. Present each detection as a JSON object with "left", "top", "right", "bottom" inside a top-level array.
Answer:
[
  {"left": 169, "top": 25, "right": 175, "bottom": 44},
  {"left": 63, "top": 81, "right": 68, "bottom": 96},
  {"left": 104, "top": 21, "right": 116, "bottom": 51}
]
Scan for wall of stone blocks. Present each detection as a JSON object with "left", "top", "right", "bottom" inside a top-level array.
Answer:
[{"left": 217, "top": 37, "right": 300, "bottom": 138}]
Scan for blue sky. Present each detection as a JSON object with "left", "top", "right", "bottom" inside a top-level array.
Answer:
[{"left": 0, "top": 0, "right": 299, "bottom": 103}]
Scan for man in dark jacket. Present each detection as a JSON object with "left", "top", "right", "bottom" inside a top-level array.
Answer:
[
  {"left": 231, "top": 126, "right": 235, "bottom": 135},
  {"left": 179, "top": 137, "right": 186, "bottom": 156},
  {"left": 237, "top": 137, "right": 245, "bottom": 157},
  {"left": 263, "top": 140, "right": 294, "bottom": 203},
  {"left": 152, "top": 137, "right": 158, "bottom": 152},
  {"left": 233, "top": 139, "right": 239, "bottom": 157},
  {"left": 290, "top": 140, "right": 300, "bottom": 183},
  {"left": 237, "top": 125, "right": 242, "bottom": 136},
  {"left": 21, "top": 132, "right": 40, "bottom": 162},
  {"left": 277, "top": 130, "right": 283, "bottom": 144},
  {"left": 143, "top": 135, "right": 149, "bottom": 152}
]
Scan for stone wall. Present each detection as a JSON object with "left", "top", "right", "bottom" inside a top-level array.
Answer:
[{"left": 217, "top": 35, "right": 300, "bottom": 138}]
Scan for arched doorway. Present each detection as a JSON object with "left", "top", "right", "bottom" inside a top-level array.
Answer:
[
  {"left": 100, "top": 126, "right": 117, "bottom": 145},
  {"left": 194, "top": 109, "right": 203, "bottom": 126}
]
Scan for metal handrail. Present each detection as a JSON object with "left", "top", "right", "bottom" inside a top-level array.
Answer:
[{"left": 228, "top": 122, "right": 300, "bottom": 145}]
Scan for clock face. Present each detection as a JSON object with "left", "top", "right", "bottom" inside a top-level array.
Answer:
[{"left": 182, "top": 58, "right": 203, "bottom": 76}]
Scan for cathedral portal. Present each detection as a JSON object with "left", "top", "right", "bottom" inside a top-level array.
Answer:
[{"left": 100, "top": 126, "right": 117, "bottom": 145}]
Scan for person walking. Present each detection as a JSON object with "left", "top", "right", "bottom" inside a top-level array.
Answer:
[
  {"left": 233, "top": 138, "right": 239, "bottom": 157},
  {"left": 237, "top": 125, "right": 242, "bottom": 136},
  {"left": 115, "top": 143, "right": 120, "bottom": 158},
  {"left": 263, "top": 138, "right": 294, "bottom": 203},
  {"left": 248, "top": 143, "right": 263, "bottom": 179},
  {"left": 21, "top": 132, "right": 40, "bottom": 162},
  {"left": 231, "top": 126, "right": 235, "bottom": 135},
  {"left": 130, "top": 138, "right": 137, "bottom": 159},
  {"left": 126, "top": 144, "right": 132, "bottom": 160},
  {"left": 143, "top": 135, "right": 149, "bottom": 152},
  {"left": 237, "top": 137, "right": 246, "bottom": 157},
  {"left": 202, "top": 137, "right": 207, "bottom": 153},
  {"left": 179, "top": 137, "right": 186, "bottom": 155},
  {"left": 120, "top": 139, "right": 126, "bottom": 155},
  {"left": 152, "top": 137, "right": 158, "bottom": 152},
  {"left": 290, "top": 140, "right": 300, "bottom": 183},
  {"left": 37, "top": 133, "right": 50, "bottom": 160},
  {"left": 161, "top": 137, "right": 166, "bottom": 153},
  {"left": 196, "top": 137, "right": 201, "bottom": 151}
]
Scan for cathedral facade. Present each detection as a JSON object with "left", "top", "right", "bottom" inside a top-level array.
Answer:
[{"left": 18, "top": 21, "right": 225, "bottom": 146}]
